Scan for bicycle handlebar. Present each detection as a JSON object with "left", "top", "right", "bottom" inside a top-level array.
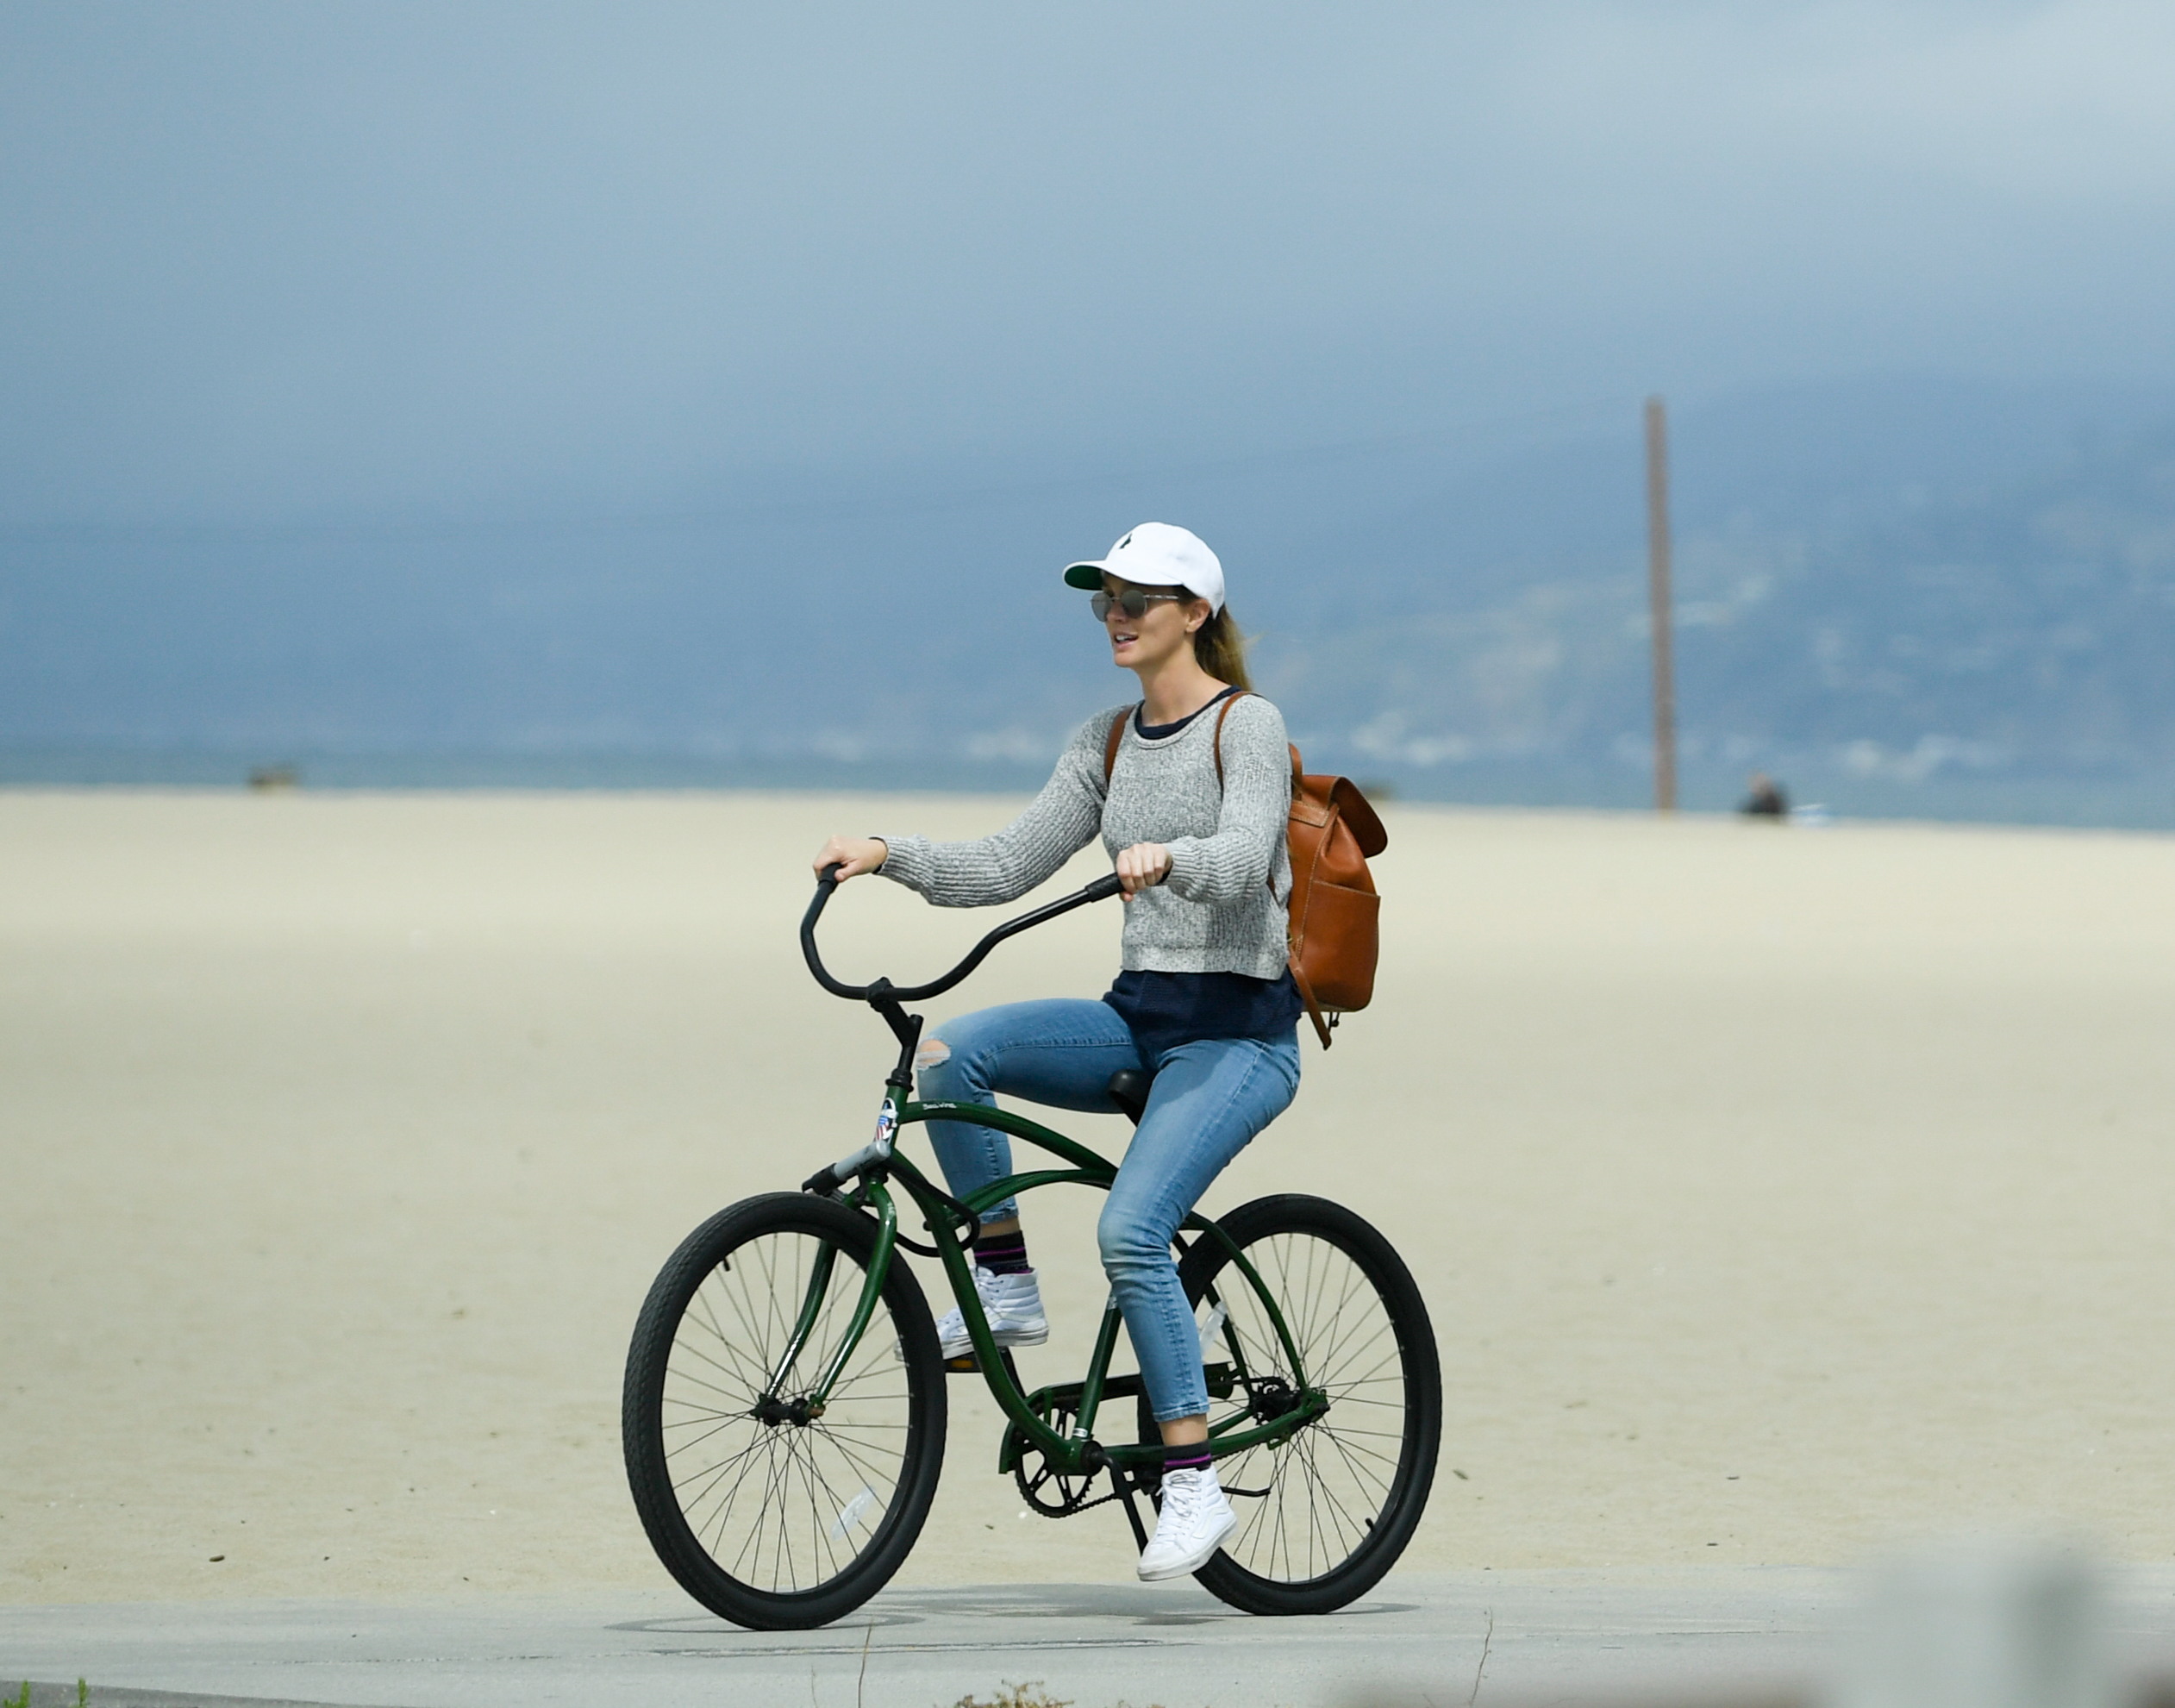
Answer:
[{"left": 803, "top": 863, "right": 1124, "bottom": 1004}]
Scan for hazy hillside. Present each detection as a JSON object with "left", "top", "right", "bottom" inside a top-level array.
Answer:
[
  {"left": 1266, "top": 385, "right": 2175, "bottom": 812},
  {"left": 4, "top": 374, "right": 2172, "bottom": 823}
]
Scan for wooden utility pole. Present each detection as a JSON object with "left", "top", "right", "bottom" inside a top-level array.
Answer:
[{"left": 1644, "top": 395, "right": 1678, "bottom": 812}]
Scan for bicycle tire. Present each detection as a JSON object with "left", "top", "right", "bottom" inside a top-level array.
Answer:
[
  {"left": 1171, "top": 1193, "right": 1441, "bottom": 1615},
  {"left": 622, "top": 1192, "right": 947, "bottom": 1630}
]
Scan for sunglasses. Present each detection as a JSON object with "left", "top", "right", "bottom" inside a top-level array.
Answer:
[{"left": 1091, "top": 588, "right": 1188, "bottom": 622}]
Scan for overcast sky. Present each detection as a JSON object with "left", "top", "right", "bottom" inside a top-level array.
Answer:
[{"left": 5, "top": 2, "right": 2174, "bottom": 533}]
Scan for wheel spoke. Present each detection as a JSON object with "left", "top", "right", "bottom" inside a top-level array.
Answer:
[
  {"left": 634, "top": 1210, "right": 935, "bottom": 1618},
  {"left": 1172, "top": 1205, "right": 1432, "bottom": 1605}
]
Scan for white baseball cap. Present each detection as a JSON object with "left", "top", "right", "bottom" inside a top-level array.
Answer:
[{"left": 1062, "top": 522, "right": 1225, "bottom": 615}]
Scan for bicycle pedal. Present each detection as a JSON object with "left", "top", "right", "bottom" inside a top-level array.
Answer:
[{"left": 943, "top": 1354, "right": 981, "bottom": 1373}]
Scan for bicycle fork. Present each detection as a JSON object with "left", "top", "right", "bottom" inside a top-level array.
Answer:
[{"left": 759, "top": 1180, "right": 899, "bottom": 1419}]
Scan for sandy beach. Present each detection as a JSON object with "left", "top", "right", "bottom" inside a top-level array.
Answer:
[{"left": 3, "top": 788, "right": 2173, "bottom": 1605}]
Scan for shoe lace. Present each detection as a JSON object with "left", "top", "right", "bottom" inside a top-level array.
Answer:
[{"left": 1158, "top": 1470, "right": 1206, "bottom": 1525}]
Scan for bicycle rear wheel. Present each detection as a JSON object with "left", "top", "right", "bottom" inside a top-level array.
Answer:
[
  {"left": 1176, "top": 1194, "right": 1440, "bottom": 1615},
  {"left": 622, "top": 1192, "right": 946, "bottom": 1630}
]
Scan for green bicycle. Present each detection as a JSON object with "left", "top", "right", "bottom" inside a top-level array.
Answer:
[{"left": 621, "top": 866, "right": 1441, "bottom": 1630}]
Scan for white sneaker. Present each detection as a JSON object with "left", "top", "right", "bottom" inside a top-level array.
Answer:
[
  {"left": 1135, "top": 1466, "right": 1238, "bottom": 1581},
  {"left": 923, "top": 1266, "right": 1048, "bottom": 1361}
]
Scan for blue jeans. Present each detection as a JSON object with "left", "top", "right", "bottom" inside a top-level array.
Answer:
[{"left": 916, "top": 998, "right": 1301, "bottom": 1423}]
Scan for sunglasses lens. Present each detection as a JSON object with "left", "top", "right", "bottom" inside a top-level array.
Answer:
[{"left": 1091, "top": 589, "right": 1155, "bottom": 620}]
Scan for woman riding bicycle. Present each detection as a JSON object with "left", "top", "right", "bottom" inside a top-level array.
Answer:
[{"left": 813, "top": 522, "right": 1301, "bottom": 1584}]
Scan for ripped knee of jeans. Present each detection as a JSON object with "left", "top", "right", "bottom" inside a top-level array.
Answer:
[{"left": 913, "top": 1036, "right": 953, "bottom": 1072}]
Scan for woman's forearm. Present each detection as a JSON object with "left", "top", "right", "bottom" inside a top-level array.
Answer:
[{"left": 878, "top": 723, "right": 1109, "bottom": 906}]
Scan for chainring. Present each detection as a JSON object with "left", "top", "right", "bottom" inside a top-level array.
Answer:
[{"left": 1007, "top": 1401, "right": 1110, "bottom": 1517}]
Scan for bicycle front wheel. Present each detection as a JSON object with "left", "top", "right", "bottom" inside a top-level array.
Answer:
[
  {"left": 1179, "top": 1194, "right": 1441, "bottom": 1615},
  {"left": 622, "top": 1192, "right": 947, "bottom": 1630}
]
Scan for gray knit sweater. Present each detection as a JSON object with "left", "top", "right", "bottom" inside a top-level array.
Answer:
[{"left": 877, "top": 695, "right": 1293, "bottom": 980}]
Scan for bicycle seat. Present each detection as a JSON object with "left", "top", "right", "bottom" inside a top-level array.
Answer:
[{"left": 1106, "top": 1068, "right": 1154, "bottom": 1126}]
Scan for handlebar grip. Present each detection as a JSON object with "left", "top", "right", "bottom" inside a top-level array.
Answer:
[
  {"left": 1083, "top": 873, "right": 1124, "bottom": 903},
  {"left": 802, "top": 864, "right": 867, "bottom": 999}
]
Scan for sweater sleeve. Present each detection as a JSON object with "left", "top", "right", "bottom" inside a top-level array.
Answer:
[
  {"left": 873, "top": 709, "right": 1122, "bottom": 907},
  {"left": 1162, "top": 695, "right": 1291, "bottom": 905}
]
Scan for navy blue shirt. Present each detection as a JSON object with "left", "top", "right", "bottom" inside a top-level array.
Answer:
[
  {"left": 1133, "top": 685, "right": 1241, "bottom": 742},
  {"left": 1103, "top": 966, "right": 1304, "bottom": 1062},
  {"left": 1101, "top": 685, "right": 1301, "bottom": 1060}
]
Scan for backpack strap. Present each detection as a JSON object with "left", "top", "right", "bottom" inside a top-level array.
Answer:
[
  {"left": 1289, "top": 958, "right": 1334, "bottom": 1051},
  {"left": 1101, "top": 704, "right": 1136, "bottom": 788},
  {"left": 1209, "top": 690, "right": 1251, "bottom": 788},
  {"left": 1212, "top": 692, "right": 1334, "bottom": 1049},
  {"left": 1210, "top": 690, "right": 1302, "bottom": 789},
  {"left": 1211, "top": 690, "right": 1302, "bottom": 798}
]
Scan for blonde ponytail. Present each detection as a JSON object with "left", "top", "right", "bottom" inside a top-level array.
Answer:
[{"left": 1191, "top": 604, "right": 1252, "bottom": 691}]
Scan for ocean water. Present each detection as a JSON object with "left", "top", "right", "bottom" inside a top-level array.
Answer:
[{"left": 4, "top": 748, "right": 2171, "bottom": 835}]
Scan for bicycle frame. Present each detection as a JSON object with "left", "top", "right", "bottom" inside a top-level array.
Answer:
[
  {"left": 782, "top": 1092, "right": 1323, "bottom": 1484},
  {"left": 786, "top": 866, "right": 1328, "bottom": 1491}
]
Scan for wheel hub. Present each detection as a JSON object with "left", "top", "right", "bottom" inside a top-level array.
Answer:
[{"left": 1244, "top": 1374, "right": 1297, "bottom": 1426}]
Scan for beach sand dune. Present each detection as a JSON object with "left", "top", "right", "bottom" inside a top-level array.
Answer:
[{"left": 3, "top": 790, "right": 2172, "bottom": 1603}]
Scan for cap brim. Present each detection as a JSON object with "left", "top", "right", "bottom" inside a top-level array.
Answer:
[{"left": 1064, "top": 561, "right": 1190, "bottom": 591}]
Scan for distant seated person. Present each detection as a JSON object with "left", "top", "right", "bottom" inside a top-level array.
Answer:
[{"left": 1739, "top": 773, "right": 1789, "bottom": 818}]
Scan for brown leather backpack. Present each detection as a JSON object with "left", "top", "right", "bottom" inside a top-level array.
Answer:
[{"left": 1103, "top": 695, "right": 1387, "bottom": 1048}]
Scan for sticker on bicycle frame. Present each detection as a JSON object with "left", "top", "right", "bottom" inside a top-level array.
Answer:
[{"left": 871, "top": 1098, "right": 897, "bottom": 1154}]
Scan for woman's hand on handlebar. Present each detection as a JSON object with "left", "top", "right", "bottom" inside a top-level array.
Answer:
[
  {"left": 814, "top": 835, "right": 888, "bottom": 883},
  {"left": 1114, "top": 841, "right": 1172, "bottom": 898}
]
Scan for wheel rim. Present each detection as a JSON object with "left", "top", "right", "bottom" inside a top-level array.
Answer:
[
  {"left": 659, "top": 1228, "right": 916, "bottom": 1596},
  {"left": 1204, "top": 1229, "right": 1413, "bottom": 1586}
]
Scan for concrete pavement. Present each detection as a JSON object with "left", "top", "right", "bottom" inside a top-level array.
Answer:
[{"left": 5, "top": 1568, "right": 2173, "bottom": 1708}]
